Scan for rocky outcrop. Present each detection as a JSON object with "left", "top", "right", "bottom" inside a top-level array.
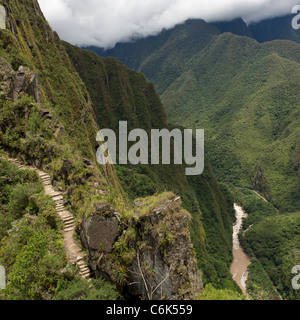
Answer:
[
  {"left": 80, "top": 193, "right": 203, "bottom": 300},
  {"left": 0, "top": 57, "right": 15, "bottom": 99},
  {"left": 251, "top": 163, "right": 272, "bottom": 199},
  {"left": 13, "top": 66, "right": 41, "bottom": 103},
  {"left": 0, "top": 58, "right": 41, "bottom": 103}
]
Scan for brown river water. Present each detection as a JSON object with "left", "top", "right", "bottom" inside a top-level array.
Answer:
[{"left": 230, "top": 204, "right": 251, "bottom": 295}]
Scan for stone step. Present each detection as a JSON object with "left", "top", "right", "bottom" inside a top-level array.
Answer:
[
  {"left": 40, "top": 175, "right": 51, "bottom": 179},
  {"left": 79, "top": 267, "right": 90, "bottom": 273},
  {"left": 63, "top": 217, "right": 74, "bottom": 224},
  {"left": 52, "top": 195, "right": 63, "bottom": 201},
  {"left": 80, "top": 267, "right": 90, "bottom": 272},
  {"left": 80, "top": 271, "right": 91, "bottom": 278},
  {"left": 52, "top": 193, "right": 63, "bottom": 198},
  {"left": 64, "top": 222, "right": 75, "bottom": 229},
  {"left": 61, "top": 213, "right": 73, "bottom": 218},
  {"left": 64, "top": 227, "right": 75, "bottom": 232},
  {"left": 62, "top": 213, "right": 73, "bottom": 218},
  {"left": 43, "top": 182, "right": 51, "bottom": 185},
  {"left": 81, "top": 273, "right": 90, "bottom": 279},
  {"left": 5, "top": 158, "right": 91, "bottom": 279},
  {"left": 39, "top": 173, "right": 49, "bottom": 178},
  {"left": 64, "top": 219, "right": 75, "bottom": 225}
]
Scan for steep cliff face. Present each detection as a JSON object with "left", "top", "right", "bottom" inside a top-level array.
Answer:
[
  {"left": 66, "top": 43, "right": 236, "bottom": 288},
  {"left": 0, "top": 0, "right": 206, "bottom": 299},
  {"left": 80, "top": 193, "right": 203, "bottom": 300}
]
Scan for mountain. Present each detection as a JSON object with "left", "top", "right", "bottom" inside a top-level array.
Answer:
[
  {"left": 212, "top": 18, "right": 253, "bottom": 38},
  {"left": 64, "top": 42, "right": 237, "bottom": 289},
  {"left": 0, "top": 0, "right": 241, "bottom": 300},
  {"left": 249, "top": 14, "right": 300, "bottom": 43},
  {"left": 90, "top": 16, "right": 300, "bottom": 300},
  {"left": 94, "top": 18, "right": 300, "bottom": 213}
]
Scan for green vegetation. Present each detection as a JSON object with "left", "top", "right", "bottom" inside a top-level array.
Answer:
[
  {"left": 232, "top": 187, "right": 278, "bottom": 228},
  {"left": 0, "top": 158, "right": 120, "bottom": 300},
  {"left": 95, "top": 18, "right": 300, "bottom": 300},
  {"left": 5, "top": 0, "right": 299, "bottom": 301},
  {"left": 0, "top": 159, "right": 64, "bottom": 300},
  {"left": 99, "top": 19, "right": 300, "bottom": 214},
  {"left": 241, "top": 211, "right": 300, "bottom": 300},
  {"left": 159, "top": 33, "right": 300, "bottom": 214},
  {"left": 246, "top": 260, "right": 282, "bottom": 300},
  {"left": 53, "top": 277, "right": 120, "bottom": 300},
  {"left": 0, "top": 0, "right": 122, "bottom": 300},
  {"left": 231, "top": 187, "right": 300, "bottom": 300},
  {"left": 65, "top": 43, "right": 238, "bottom": 290},
  {"left": 0, "top": 0, "right": 122, "bottom": 222},
  {"left": 196, "top": 284, "right": 247, "bottom": 300}
]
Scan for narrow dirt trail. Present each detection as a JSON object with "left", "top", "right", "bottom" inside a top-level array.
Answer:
[
  {"left": 252, "top": 190, "right": 280, "bottom": 215},
  {"left": 5, "top": 157, "right": 91, "bottom": 279},
  {"left": 230, "top": 204, "right": 251, "bottom": 295}
]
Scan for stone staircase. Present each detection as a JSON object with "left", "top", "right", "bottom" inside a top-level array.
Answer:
[{"left": 4, "top": 157, "right": 91, "bottom": 279}]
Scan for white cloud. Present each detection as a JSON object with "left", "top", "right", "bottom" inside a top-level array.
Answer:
[{"left": 38, "top": 0, "right": 299, "bottom": 48}]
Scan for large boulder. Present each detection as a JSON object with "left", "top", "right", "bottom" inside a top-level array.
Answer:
[
  {"left": 0, "top": 58, "right": 41, "bottom": 103},
  {"left": 81, "top": 214, "right": 119, "bottom": 253},
  {"left": 12, "top": 66, "right": 41, "bottom": 103}
]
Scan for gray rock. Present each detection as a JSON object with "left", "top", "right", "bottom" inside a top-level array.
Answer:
[
  {"left": 83, "top": 158, "right": 93, "bottom": 167},
  {"left": 39, "top": 108, "right": 53, "bottom": 120},
  {"left": 13, "top": 66, "right": 41, "bottom": 103},
  {"left": 94, "top": 202, "right": 111, "bottom": 213},
  {"left": 81, "top": 215, "right": 119, "bottom": 253}
]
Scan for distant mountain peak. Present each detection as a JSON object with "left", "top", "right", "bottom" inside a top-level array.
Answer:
[{"left": 211, "top": 18, "right": 253, "bottom": 38}]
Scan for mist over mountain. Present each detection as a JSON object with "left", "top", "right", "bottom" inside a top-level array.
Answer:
[{"left": 39, "top": 0, "right": 300, "bottom": 48}]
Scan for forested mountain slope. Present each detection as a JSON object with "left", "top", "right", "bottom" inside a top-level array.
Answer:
[
  {"left": 95, "top": 18, "right": 300, "bottom": 213},
  {"left": 64, "top": 43, "right": 237, "bottom": 289},
  {"left": 0, "top": 0, "right": 240, "bottom": 299},
  {"left": 92, "top": 16, "right": 300, "bottom": 300}
]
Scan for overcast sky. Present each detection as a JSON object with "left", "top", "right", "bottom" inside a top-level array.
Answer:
[{"left": 38, "top": 0, "right": 299, "bottom": 49}]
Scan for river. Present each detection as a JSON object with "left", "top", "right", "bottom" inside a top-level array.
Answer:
[{"left": 230, "top": 204, "right": 251, "bottom": 295}]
